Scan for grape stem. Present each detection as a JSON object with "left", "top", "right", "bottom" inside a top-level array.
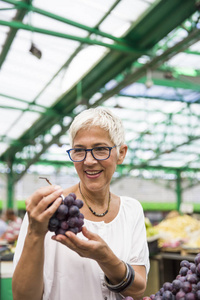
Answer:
[{"left": 39, "top": 177, "right": 65, "bottom": 201}]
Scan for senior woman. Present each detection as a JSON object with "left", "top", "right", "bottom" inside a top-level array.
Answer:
[{"left": 12, "top": 107, "right": 149, "bottom": 300}]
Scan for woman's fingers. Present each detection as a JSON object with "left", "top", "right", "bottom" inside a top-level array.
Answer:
[
  {"left": 81, "top": 226, "right": 99, "bottom": 240},
  {"left": 36, "top": 188, "right": 63, "bottom": 213},
  {"left": 52, "top": 227, "right": 107, "bottom": 260},
  {"left": 39, "top": 196, "right": 63, "bottom": 220},
  {"left": 26, "top": 186, "right": 63, "bottom": 213},
  {"left": 25, "top": 186, "right": 64, "bottom": 237}
]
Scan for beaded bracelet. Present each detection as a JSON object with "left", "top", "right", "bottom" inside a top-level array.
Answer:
[{"left": 104, "top": 262, "right": 135, "bottom": 293}]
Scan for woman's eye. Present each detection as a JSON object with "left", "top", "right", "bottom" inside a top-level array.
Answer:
[
  {"left": 74, "top": 149, "right": 84, "bottom": 153},
  {"left": 95, "top": 147, "right": 108, "bottom": 153}
]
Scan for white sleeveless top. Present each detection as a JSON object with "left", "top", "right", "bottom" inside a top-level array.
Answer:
[{"left": 13, "top": 196, "right": 150, "bottom": 300}]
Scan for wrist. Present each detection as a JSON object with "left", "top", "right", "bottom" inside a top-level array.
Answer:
[
  {"left": 26, "top": 227, "right": 46, "bottom": 243},
  {"left": 98, "top": 254, "right": 127, "bottom": 285},
  {"left": 104, "top": 262, "right": 135, "bottom": 293}
]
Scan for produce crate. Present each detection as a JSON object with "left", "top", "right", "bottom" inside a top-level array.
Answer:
[
  {"left": 147, "top": 235, "right": 160, "bottom": 256},
  {"left": 161, "top": 246, "right": 200, "bottom": 256}
]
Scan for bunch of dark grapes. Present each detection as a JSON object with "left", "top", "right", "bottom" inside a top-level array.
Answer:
[
  {"left": 143, "top": 253, "right": 200, "bottom": 300},
  {"left": 48, "top": 193, "right": 84, "bottom": 235}
]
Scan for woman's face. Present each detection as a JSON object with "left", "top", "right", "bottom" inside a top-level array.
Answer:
[{"left": 72, "top": 126, "right": 127, "bottom": 193}]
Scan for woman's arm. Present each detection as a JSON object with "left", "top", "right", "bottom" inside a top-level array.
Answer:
[
  {"left": 12, "top": 185, "right": 63, "bottom": 300},
  {"left": 52, "top": 226, "right": 147, "bottom": 300},
  {"left": 96, "top": 251, "right": 147, "bottom": 300},
  {"left": 12, "top": 232, "right": 45, "bottom": 300}
]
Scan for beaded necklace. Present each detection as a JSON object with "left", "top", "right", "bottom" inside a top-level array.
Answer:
[{"left": 79, "top": 183, "right": 111, "bottom": 217}]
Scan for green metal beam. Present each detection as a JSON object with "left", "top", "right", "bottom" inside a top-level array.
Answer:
[
  {"left": 28, "top": 0, "right": 123, "bottom": 107},
  {"left": 0, "top": 19, "right": 142, "bottom": 54},
  {"left": 2, "top": 0, "right": 126, "bottom": 44},
  {"left": 137, "top": 77, "right": 200, "bottom": 91},
  {"left": 0, "top": 0, "right": 29, "bottom": 69},
  {"left": 125, "top": 0, "right": 197, "bottom": 50},
  {"left": 7, "top": 161, "right": 14, "bottom": 208},
  {"left": 176, "top": 170, "right": 182, "bottom": 211},
  {"left": 92, "top": 27, "right": 200, "bottom": 106},
  {"left": 1, "top": 0, "right": 198, "bottom": 179},
  {"left": 184, "top": 49, "right": 200, "bottom": 56}
]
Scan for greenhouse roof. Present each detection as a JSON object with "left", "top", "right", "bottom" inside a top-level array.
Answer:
[{"left": 0, "top": 0, "right": 200, "bottom": 181}]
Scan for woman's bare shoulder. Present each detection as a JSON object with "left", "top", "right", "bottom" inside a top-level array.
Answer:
[{"left": 63, "top": 183, "right": 79, "bottom": 197}]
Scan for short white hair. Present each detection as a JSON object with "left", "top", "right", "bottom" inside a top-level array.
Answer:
[{"left": 69, "top": 107, "right": 125, "bottom": 148}]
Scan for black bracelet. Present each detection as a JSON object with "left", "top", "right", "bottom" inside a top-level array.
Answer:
[{"left": 104, "top": 262, "right": 135, "bottom": 293}]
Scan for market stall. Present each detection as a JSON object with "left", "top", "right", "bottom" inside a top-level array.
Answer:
[{"left": 145, "top": 212, "right": 200, "bottom": 296}]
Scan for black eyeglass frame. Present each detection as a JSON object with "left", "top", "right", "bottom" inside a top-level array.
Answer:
[{"left": 66, "top": 145, "right": 117, "bottom": 162}]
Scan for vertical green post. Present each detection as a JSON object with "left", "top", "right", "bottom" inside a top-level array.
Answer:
[
  {"left": 7, "top": 162, "right": 14, "bottom": 209},
  {"left": 176, "top": 169, "right": 182, "bottom": 212}
]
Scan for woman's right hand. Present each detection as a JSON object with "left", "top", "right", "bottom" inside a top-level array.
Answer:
[{"left": 25, "top": 185, "right": 63, "bottom": 237}]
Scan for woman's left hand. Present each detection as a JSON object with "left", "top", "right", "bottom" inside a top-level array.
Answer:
[{"left": 51, "top": 226, "right": 110, "bottom": 262}]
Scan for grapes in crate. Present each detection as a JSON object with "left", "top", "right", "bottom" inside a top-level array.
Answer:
[
  {"left": 48, "top": 193, "right": 84, "bottom": 235},
  {"left": 143, "top": 253, "right": 200, "bottom": 300}
]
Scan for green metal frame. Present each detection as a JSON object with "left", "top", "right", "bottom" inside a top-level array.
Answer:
[{"left": 0, "top": 0, "right": 199, "bottom": 208}]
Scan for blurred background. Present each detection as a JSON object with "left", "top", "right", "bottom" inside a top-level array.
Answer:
[{"left": 0, "top": 0, "right": 200, "bottom": 298}]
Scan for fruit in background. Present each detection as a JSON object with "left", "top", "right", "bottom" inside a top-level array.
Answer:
[
  {"left": 145, "top": 217, "right": 159, "bottom": 238},
  {"left": 145, "top": 217, "right": 152, "bottom": 228},
  {"left": 143, "top": 253, "right": 200, "bottom": 300}
]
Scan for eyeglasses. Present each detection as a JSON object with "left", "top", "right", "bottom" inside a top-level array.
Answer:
[{"left": 66, "top": 145, "right": 117, "bottom": 162}]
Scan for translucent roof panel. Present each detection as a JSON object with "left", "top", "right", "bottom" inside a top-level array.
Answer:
[{"left": 0, "top": 0, "right": 200, "bottom": 178}]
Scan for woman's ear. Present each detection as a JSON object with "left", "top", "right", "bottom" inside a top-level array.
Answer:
[{"left": 117, "top": 144, "right": 128, "bottom": 165}]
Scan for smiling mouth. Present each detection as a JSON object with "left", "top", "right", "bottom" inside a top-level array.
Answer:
[{"left": 85, "top": 170, "right": 102, "bottom": 175}]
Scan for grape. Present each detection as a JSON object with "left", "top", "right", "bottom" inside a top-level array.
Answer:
[
  {"left": 68, "top": 217, "right": 79, "bottom": 227},
  {"left": 57, "top": 204, "right": 69, "bottom": 216},
  {"left": 48, "top": 217, "right": 60, "bottom": 232},
  {"left": 197, "top": 282, "right": 200, "bottom": 290},
  {"left": 185, "top": 292, "right": 196, "bottom": 300},
  {"left": 162, "top": 290, "right": 174, "bottom": 300},
  {"left": 68, "top": 193, "right": 76, "bottom": 200},
  {"left": 172, "top": 279, "right": 183, "bottom": 292},
  {"left": 178, "top": 276, "right": 186, "bottom": 282},
  {"left": 63, "top": 195, "right": 74, "bottom": 207},
  {"left": 160, "top": 287, "right": 164, "bottom": 295},
  {"left": 180, "top": 260, "right": 190, "bottom": 268},
  {"left": 74, "top": 199, "right": 84, "bottom": 208},
  {"left": 196, "top": 263, "right": 200, "bottom": 276},
  {"left": 154, "top": 296, "right": 162, "bottom": 300},
  {"left": 124, "top": 297, "right": 134, "bottom": 300},
  {"left": 192, "top": 284, "right": 198, "bottom": 293},
  {"left": 163, "top": 282, "right": 173, "bottom": 291},
  {"left": 190, "top": 263, "right": 196, "bottom": 274},
  {"left": 76, "top": 218, "right": 84, "bottom": 227},
  {"left": 79, "top": 213, "right": 84, "bottom": 219},
  {"left": 55, "top": 228, "right": 67, "bottom": 235},
  {"left": 195, "top": 254, "right": 200, "bottom": 266},
  {"left": 69, "top": 205, "right": 80, "bottom": 217},
  {"left": 60, "top": 221, "right": 69, "bottom": 230},
  {"left": 143, "top": 253, "right": 200, "bottom": 300},
  {"left": 196, "top": 290, "right": 200, "bottom": 299},
  {"left": 56, "top": 212, "right": 66, "bottom": 221},
  {"left": 68, "top": 227, "right": 79, "bottom": 234},
  {"left": 48, "top": 192, "right": 84, "bottom": 235},
  {"left": 186, "top": 274, "right": 198, "bottom": 284},
  {"left": 182, "top": 281, "right": 192, "bottom": 293},
  {"left": 175, "top": 290, "right": 185, "bottom": 300},
  {"left": 179, "top": 266, "right": 189, "bottom": 276}
]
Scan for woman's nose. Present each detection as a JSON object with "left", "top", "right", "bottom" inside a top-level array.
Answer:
[{"left": 84, "top": 150, "right": 97, "bottom": 164}]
